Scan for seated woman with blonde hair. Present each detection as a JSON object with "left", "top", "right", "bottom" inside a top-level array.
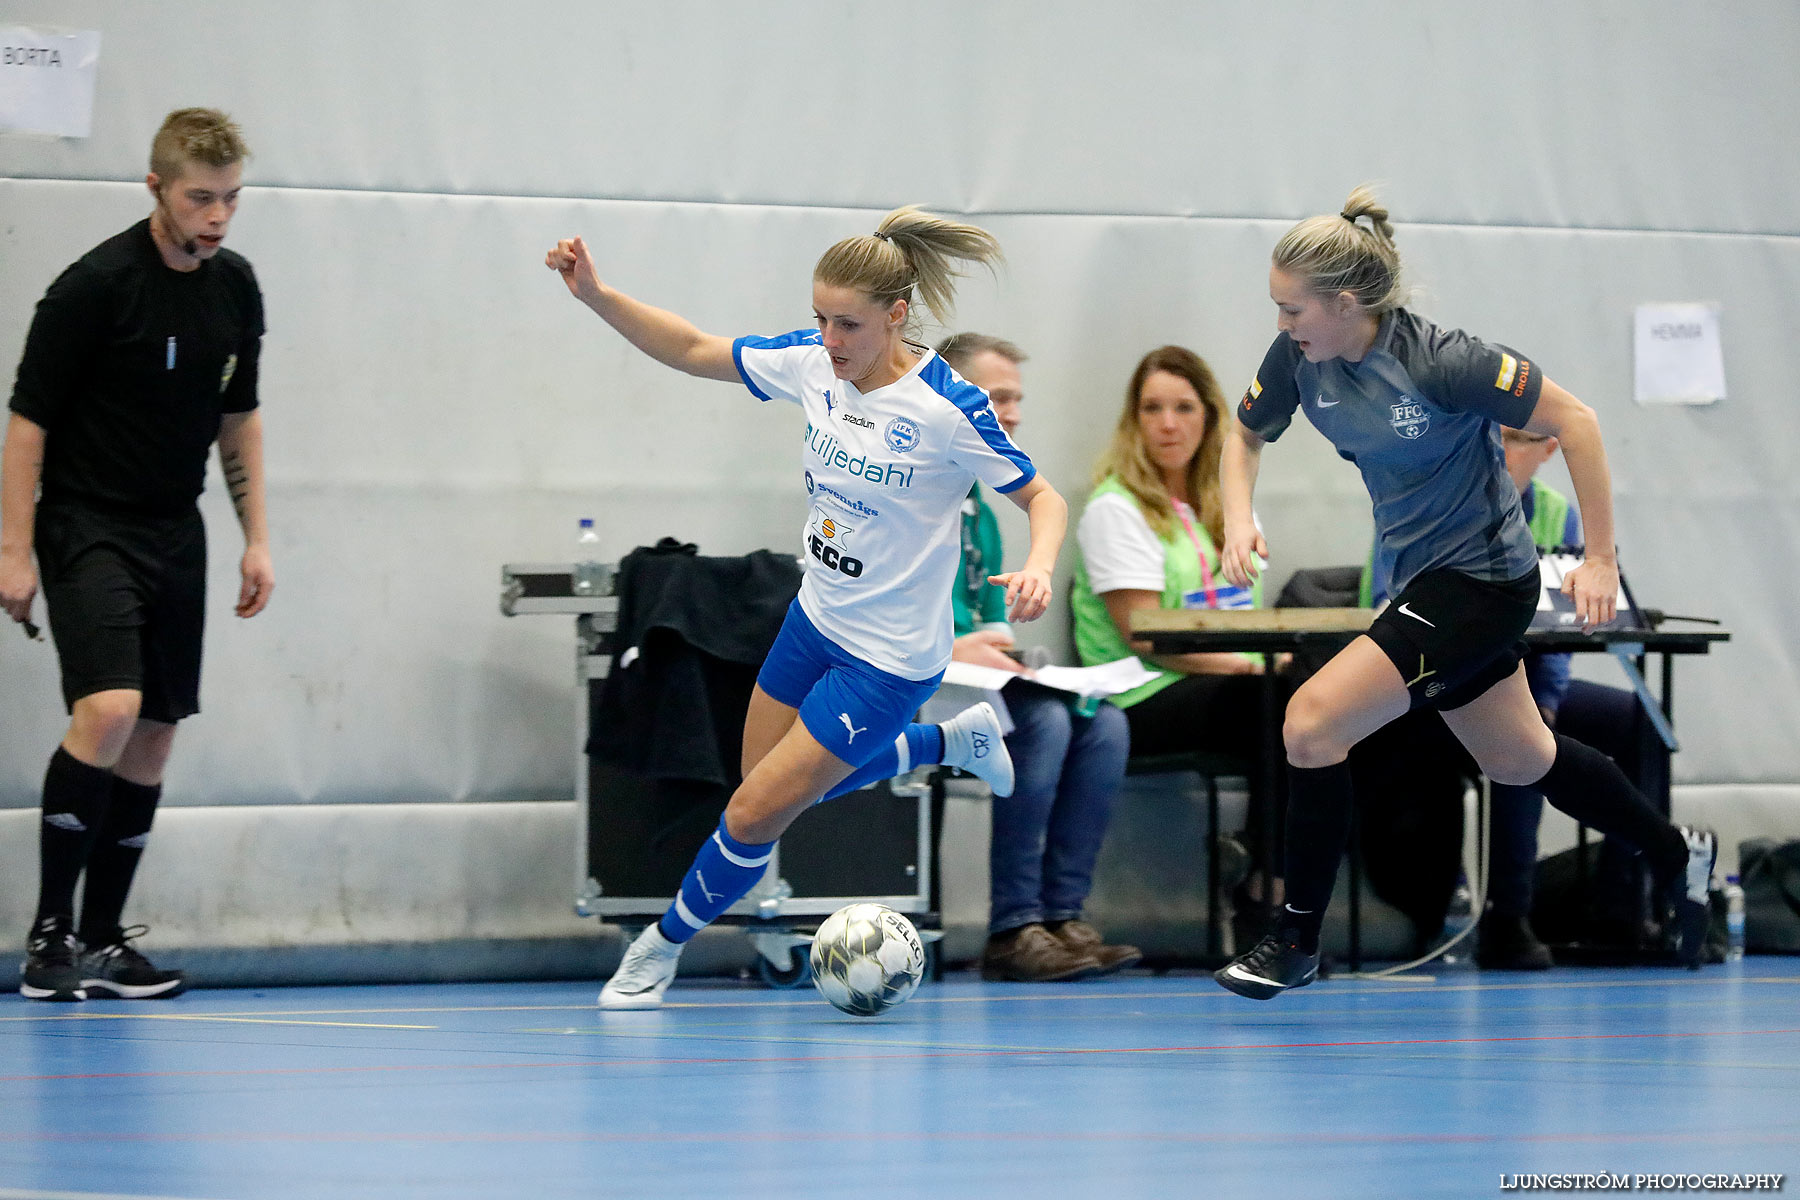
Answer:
[{"left": 1068, "top": 345, "right": 1287, "bottom": 932}]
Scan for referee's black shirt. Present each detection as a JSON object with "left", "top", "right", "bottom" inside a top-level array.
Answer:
[{"left": 10, "top": 218, "right": 265, "bottom": 516}]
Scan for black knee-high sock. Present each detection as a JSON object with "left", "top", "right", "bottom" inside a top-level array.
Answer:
[
  {"left": 1533, "top": 733, "right": 1684, "bottom": 884},
  {"left": 1280, "top": 761, "right": 1357, "bottom": 949},
  {"left": 78, "top": 777, "right": 162, "bottom": 945},
  {"left": 36, "top": 747, "right": 115, "bottom": 924}
]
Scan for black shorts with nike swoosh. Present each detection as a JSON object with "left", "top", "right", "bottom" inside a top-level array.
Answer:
[{"left": 1366, "top": 567, "right": 1541, "bottom": 711}]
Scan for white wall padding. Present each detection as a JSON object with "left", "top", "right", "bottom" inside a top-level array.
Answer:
[{"left": 4, "top": 3, "right": 1797, "bottom": 817}]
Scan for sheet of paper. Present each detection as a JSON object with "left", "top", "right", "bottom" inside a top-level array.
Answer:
[
  {"left": 1030, "top": 658, "right": 1161, "bottom": 698},
  {"left": 0, "top": 28, "right": 102, "bottom": 137},
  {"left": 940, "top": 661, "right": 1021, "bottom": 692},
  {"left": 942, "top": 656, "right": 1159, "bottom": 700},
  {"left": 1633, "top": 302, "right": 1725, "bottom": 406}
]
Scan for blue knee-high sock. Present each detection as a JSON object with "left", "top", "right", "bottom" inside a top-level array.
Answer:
[
  {"left": 819, "top": 723, "right": 944, "bottom": 803},
  {"left": 657, "top": 819, "right": 776, "bottom": 944}
]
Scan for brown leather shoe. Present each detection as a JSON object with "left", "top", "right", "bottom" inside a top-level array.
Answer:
[
  {"left": 1047, "top": 919, "right": 1142, "bottom": 976},
  {"left": 981, "top": 923, "right": 1102, "bottom": 982}
]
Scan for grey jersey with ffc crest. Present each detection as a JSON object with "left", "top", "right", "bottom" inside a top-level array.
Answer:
[{"left": 1238, "top": 309, "right": 1544, "bottom": 596}]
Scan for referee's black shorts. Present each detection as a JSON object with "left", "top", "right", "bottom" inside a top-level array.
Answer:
[
  {"left": 36, "top": 501, "right": 208, "bottom": 723},
  {"left": 1365, "top": 566, "right": 1540, "bottom": 712}
]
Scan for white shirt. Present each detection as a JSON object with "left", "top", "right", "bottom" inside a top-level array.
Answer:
[
  {"left": 1076, "top": 491, "right": 1169, "bottom": 594},
  {"left": 734, "top": 330, "right": 1035, "bottom": 680},
  {"left": 1077, "top": 490, "right": 1264, "bottom": 595}
]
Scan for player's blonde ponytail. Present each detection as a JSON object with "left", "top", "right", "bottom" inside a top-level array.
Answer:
[
  {"left": 814, "top": 206, "right": 1003, "bottom": 328},
  {"left": 1272, "top": 184, "right": 1406, "bottom": 313}
]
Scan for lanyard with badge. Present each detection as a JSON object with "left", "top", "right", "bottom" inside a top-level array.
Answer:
[{"left": 1173, "top": 500, "right": 1254, "bottom": 611}]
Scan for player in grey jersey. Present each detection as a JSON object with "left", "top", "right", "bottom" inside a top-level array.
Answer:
[{"left": 1211, "top": 185, "right": 1715, "bottom": 1000}]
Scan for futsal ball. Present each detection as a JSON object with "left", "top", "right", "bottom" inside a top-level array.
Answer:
[{"left": 809, "top": 903, "right": 927, "bottom": 1016}]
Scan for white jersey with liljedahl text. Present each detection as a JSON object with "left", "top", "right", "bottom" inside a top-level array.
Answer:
[
  {"left": 1238, "top": 309, "right": 1546, "bottom": 596},
  {"left": 733, "top": 330, "right": 1035, "bottom": 680}
]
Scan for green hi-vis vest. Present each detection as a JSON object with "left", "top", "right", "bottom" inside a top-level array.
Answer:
[
  {"left": 1358, "top": 476, "right": 1572, "bottom": 606},
  {"left": 1523, "top": 478, "right": 1571, "bottom": 552},
  {"left": 1069, "top": 476, "right": 1263, "bottom": 709}
]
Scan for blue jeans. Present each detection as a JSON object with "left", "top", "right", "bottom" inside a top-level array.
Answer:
[{"left": 988, "top": 684, "right": 1131, "bottom": 935}]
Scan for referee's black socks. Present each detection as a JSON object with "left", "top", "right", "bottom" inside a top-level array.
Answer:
[
  {"left": 1531, "top": 733, "right": 1685, "bottom": 885},
  {"left": 36, "top": 747, "right": 114, "bottom": 925},
  {"left": 79, "top": 777, "right": 163, "bottom": 947}
]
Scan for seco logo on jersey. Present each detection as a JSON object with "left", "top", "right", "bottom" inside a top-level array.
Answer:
[
  {"left": 807, "top": 511, "right": 865, "bottom": 578},
  {"left": 1390, "top": 396, "right": 1429, "bottom": 440}
]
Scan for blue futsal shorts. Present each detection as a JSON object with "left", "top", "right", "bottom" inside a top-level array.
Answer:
[{"left": 756, "top": 600, "right": 942, "bottom": 768}]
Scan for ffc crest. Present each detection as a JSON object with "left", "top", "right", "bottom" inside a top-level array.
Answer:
[{"left": 1390, "top": 396, "right": 1429, "bottom": 440}]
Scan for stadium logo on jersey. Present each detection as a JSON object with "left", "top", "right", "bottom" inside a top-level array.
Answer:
[
  {"left": 806, "top": 423, "right": 915, "bottom": 489},
  {"left": 807, "top": 511, "right": 865, "bottom": 578},
  {"left": 1390, "top": 397, "right": 1429, "bottom": 440},
  {"left": 219, "top": 354, "right": 238, "bottom": 394},
  {"left": 841, "top": 411, "right": 876, "bottom": 429},
  {"left": 884, "top": 417, "right": 921, "bottom": 454}
]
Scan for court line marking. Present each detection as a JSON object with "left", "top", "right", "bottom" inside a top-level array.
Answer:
[
  {"left": 0, "top": 1188, "right": 221, "bottom": 1200},
  {"left": 4, "top": 973, "right": 1790, "bottom": 1023},
  {"left": 16, "top": 1013, "right": 436, "bottom": 1030},
  {"left": 0, "top": 1004, "right": 583, "bottom": 1024},
  {"left": 5, "top": 1026, "right": 1796, "bottom": 1083},
  {"left": 0, "top": 1127, "right": 1793, "bottom": 1147}
]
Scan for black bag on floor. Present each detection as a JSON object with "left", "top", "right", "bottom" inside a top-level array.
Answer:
[
  {"left": 1740, "top": 838, "right": 1800, "bottom": 954},
  {"left": 1530, "top": 838, "right": 1659, "bottom": 953}
]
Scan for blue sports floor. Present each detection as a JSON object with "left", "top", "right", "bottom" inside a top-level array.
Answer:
[{"left": 3, "top": 962, "right": 1797, "bottom": 1200}]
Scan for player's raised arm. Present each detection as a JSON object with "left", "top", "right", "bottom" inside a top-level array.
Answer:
[
  {"left": 989, "top": 474, "right": 1066, "bottom": 623},
  {"left": 1219, "top": 416, "right": 1269, "bottom": 587},
  {"left": 1520, "top": 377, "right": 1618, "bottom": 628},
  {"left": 545, "top": 235, "right": 738, "bottom": 383}
]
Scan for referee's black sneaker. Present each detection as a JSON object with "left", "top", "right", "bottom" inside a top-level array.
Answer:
[
  {"left": 20, "top": 915, "right": 86, "bottom": 1002},
  {"left": 1214, "top": 928, "right": 1319, "bottom": 1001},
  {"left": 79, "top": 926, "right": 187, "bottom": 999},
  {"left": 1667, "top": 825, "right": 1718, "bottom": 971}
]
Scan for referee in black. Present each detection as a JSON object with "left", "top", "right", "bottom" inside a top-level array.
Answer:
[{"left": 1, "top": 108, "right": 272, "bottom": 1002}]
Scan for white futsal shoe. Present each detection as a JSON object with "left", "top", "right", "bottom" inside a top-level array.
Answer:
[
  {"left": 599, "top": 923, "right": 684, "bottom": 1010},
  {"left": 1668, "top": 825, "right": 1718, "bottom": 970},
  {"left": 940, "top": 701, "right": 1014, "bottom": 798}
]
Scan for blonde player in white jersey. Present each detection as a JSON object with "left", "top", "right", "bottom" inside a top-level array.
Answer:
[{"left": 546, "top": 206, "right": 1067, "bottom": 1009}]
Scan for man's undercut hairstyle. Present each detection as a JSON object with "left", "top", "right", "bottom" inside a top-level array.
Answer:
[
  {"left": 150, "top": 108, "right": 250, "bottom": 183},
  {"left": 815, "top": 205, "right": 1003, "bottom": 331},
  {"left": 1272, "top": 183, "right": 1407, "bottom": 314},
  {"left": 935, "top": 332, "right": 1027, "bottom": 375}
]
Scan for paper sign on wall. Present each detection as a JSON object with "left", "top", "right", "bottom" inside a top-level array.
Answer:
[
  {"left": 1633, "top": 301, "right": 1725, "bottom": 406},
  {"left": 0, "top": 27, "right": 101, "bottom": 138}
]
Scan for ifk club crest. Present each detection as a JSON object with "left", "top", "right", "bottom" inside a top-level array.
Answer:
[{"left": 884, "top": 416, "right": 921, "bottom": 454}]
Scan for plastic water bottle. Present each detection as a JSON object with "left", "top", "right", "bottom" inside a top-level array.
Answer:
[
  {"left": 1724, "top": 874, "right": 1746, "bottom": 962},
  {"left": 1441, "top": 879, "right": 1476, "bottom": 967},
  {"left": 572, "top": 518, "right": 603, "bottom": 596}
]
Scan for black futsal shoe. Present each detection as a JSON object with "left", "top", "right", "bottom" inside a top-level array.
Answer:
[
  {"left": 1214, "top": 929, "right": 1319, "bottom": 1001},
  {"left": 20, "top": 915, "right": 86, "bottom": 1002},
  {"left": 79, "top": 926, "right": 187, "bottom": 999},
  {"left": 1667, "top": 826, "right": 1718, "bottom": 971}
]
